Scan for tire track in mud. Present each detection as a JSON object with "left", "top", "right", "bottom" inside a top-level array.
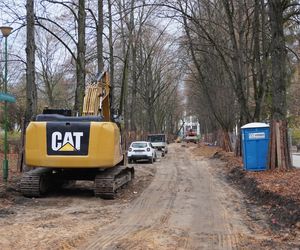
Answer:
[
  {"left": 80, "top": 145, "right": 249, "bottom": 250},
  {"left": 122, "top": 154, "right": 182, "bottom": 250},
  {"left": 167, "top": 147, "right": 244, "bottom": 250},
  {"left": 81, "top": 150, "right": 180, "bottom": 250},
  {"left": 186, "top": 150, "right": 246, "bottom": 250},
  {"left": 85, "top": 146, "right": 191, "bottom": 249}
]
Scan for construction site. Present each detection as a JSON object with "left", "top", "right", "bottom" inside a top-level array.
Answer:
[
  {"left": 0, "top": 143, "right": 299, "bottom": 249},
  {"left": 1, "top": 0, "right": 300, "bottom": 249}
]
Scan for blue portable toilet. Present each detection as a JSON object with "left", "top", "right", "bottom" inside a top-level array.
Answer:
[{"left": 241, "top": 122, "right": 270, "bottom": 171}]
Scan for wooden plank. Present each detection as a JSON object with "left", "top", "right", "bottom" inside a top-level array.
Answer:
[
  {"left": 269, "top": 121, "right": 276, "bottom": 169},
  {"left": 282, "top": 120, "right": 290, "bottom": 169},
  {"left": 285, "top": 121, "right": 292, "bottom": 168},
  {"left": 279, "top": 120, "right": 286, "bottom": 170},
  {"left": 267, "top": 124, "right": 271, "bottom": 169}
]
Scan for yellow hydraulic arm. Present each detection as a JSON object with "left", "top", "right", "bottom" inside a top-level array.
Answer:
[{"left": 82, "top": 71, "right": 111, "bottom": 121}]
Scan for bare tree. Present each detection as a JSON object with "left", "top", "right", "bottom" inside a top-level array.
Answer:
[
  {"left": 74, "top": 0, "right": 86, "bottom": 114},
  {"left": 97, "top": 0, "right": 104, "bottom": 73},
  {"left": 25, "top": 0, "right": 37, "bottom": 122},
  {"left": 19, "top": 0, "right": 38, "bottom": 171},
  {"left": 36, "top": 0, "right": 87, "bottom": 114},
  {"left": 108, "top": 0, "right": 115, "bottom": 116},
  {"left": 159, "top": 0, "right": 273, "bottom": 151},
  {"left": 268, "top": 0, "right": 292, "bottom": 170},
  {"left": 36, "top": 30, "right": 73, "bottom": 108}
]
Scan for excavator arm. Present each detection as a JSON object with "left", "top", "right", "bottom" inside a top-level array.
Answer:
[{"left": 82, "top": 71, "right": 111, "bottom": 121}]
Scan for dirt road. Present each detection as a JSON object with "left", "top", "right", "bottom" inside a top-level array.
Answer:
[
  {"left": 0, "top": 144, "right": 254, "bottom": 249},
  {"left": 79, "top": 144, "right": 252, "bottom": 250}
]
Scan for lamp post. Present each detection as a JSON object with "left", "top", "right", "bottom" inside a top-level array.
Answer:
[{"left": 0, "top": 26, "right": 13, "bottom": 182}]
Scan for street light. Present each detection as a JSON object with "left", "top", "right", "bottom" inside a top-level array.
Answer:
[{"left": 0, "top": 26, "right": 13, "bottom": 182}]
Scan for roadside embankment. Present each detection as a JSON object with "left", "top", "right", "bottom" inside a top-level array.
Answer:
[{"left": 191, "top": 144, "right": 300, "bottom": 244}]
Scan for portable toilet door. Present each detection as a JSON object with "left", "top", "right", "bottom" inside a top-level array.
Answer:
[{"left": 241, "top": 122, "right": 270, "bottom": 171}]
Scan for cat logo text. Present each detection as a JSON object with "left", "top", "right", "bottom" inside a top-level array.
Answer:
[
  {"left": 51, "top": 132, "right": 83, "bottom": 152},
  {"left": 46, "top": 123, "right": 90, "bottom": 156}
]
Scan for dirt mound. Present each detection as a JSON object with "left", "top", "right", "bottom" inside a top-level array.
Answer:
[
  {"left": 247, "top": 169, "right": 300, "bottom": 203},
  {"left": 192, "top": 146, "right": 300, "bottom": 235},
  {"left": 190, "top": 144, "right": 221, "bottom": 157},
  {"left": 228, "top": 166, "right": 300, "bottom": 232},
  {"left": 213, "top": 148, "right": 300, "bottom": 231}
]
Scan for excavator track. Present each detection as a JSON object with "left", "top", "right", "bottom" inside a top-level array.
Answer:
[
  {"left": 20, "top": 168, "right": 52, "bottom": 197},
  {"left": 20, "top": 166, "right": 134, "bottom": 199},
  {"left": 94, "top": 166, "right": 134, "bottom": 199}
]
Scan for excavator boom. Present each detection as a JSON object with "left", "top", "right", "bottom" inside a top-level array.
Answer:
[{"left": 82, "top": 71, "right": 111, "bottom": 121}]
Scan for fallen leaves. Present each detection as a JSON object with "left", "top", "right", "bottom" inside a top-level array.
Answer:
[{"left": 193, "top": 145, "right": 300, "bottom": 204}]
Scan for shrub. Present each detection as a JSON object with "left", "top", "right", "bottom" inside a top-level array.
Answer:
[{"left": 0, "top": 131, "right": 21, "bottom": 153}]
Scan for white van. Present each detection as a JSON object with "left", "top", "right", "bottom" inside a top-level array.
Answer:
[{"left": 147, "top": 134, "right": 168, "bottom": 156}]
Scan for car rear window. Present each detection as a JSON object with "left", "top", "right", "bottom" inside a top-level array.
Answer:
[
  {"left": 131, "top": 142, "right": 147, "bottom": 148},
  {"left": 147, "top": 135, "right": 165, "bottom": 142}
]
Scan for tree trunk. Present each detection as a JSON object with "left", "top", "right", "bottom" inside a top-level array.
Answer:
[
  {"left": 43, "top": 74, "right": 54, "bottom": 107},
  {"left": 74, "top": 0, "right": 86, "bottom": 115},
  {"left": 119, "top": 47, "right": 129, "bottom": 123},
  {"left": 234, "top": 113, "right": 244, "bottom": 157},
  {"left": 108, "top": 0, "right": 114, "bottom": 115},
  {"left": 20, "top": 0, "right": 38, "bottom": 172},
  {"left": 220, "top": 129, "right": 232, "bottom": 152},
  {"left": 25, "top": 0, "right": 37, "bottom": 123},
  {"left": 129, "top": 0, "right": 137, "bottom": 131},
  {"left": 252, "top": 0, "right": 265, "bottom": 121},
  {"left": 268, "top": 0, "right": 291, "bottom": 170},
  {"left": 222, "top": 0, "right": 252, "bottom": 123},
  {"left": 97, "top": 0, "right": 104, "bottom": 73},
  {"left": 234, "top": 132, "right": 242, "bottom": 157}
]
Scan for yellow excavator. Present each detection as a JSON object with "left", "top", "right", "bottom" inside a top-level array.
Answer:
[{"left": 20, "top": 71, "right": 134, "bottom": 198}]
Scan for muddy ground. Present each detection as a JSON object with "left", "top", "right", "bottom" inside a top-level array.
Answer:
[
  {"left": 0, "top": 144, "right": 299, "bottom": 249},
  {"left": 0, "top": 163, "right": 156, "bottom": 249}
]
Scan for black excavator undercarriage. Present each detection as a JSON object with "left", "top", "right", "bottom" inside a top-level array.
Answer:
[{"left": 21, "top": 166, "right": 134, "bottom": 199}]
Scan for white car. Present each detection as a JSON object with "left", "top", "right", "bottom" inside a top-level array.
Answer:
[{"left": 128, "top": 141, "right": 157, "bottom": 163}]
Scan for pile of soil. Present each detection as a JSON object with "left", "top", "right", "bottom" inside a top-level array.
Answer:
[
  {"left": 191, "top": 145, "right": 300, "bottom": 239},
  {"left": 228, "top": 167, "right": 300, "bottom": 232}
]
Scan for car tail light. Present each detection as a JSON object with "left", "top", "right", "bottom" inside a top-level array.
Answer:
[
  {"left": 147, "top": 148, "right": 150, "bottom": 152},
  {"left": 129, "top": 148, "right": 132, "bottom": 152}
]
